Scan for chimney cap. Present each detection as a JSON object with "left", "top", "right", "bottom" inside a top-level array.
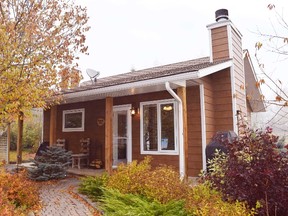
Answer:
[{"left": 215, "top": 9, "right": 229, "bottom": 22}]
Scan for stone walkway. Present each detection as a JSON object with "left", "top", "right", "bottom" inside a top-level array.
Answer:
[{"left": 37, "top": 176, "right": 100, "bottom": 216}]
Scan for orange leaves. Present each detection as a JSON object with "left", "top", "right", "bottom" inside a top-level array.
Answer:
[
  {"left": 0, "top": 0, "right": 89, "bottom": 121},
  {"left": 255, "top": 79, "right": 265, "bottom": 88},
  {"left": 275, "top": 95, "right": 282, "bottom": 102}
]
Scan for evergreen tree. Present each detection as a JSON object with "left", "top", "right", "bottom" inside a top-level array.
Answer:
[{"left": 28, "top": 146, "right": 72, "bottom": 181}]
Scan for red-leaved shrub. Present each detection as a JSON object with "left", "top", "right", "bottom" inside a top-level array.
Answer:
[{"left": 205, "top": 127, "right": 288, "bottom": 215}]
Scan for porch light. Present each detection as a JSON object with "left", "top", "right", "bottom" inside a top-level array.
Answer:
[
  {"left": 130, "top": 107, "right": 136, "bottom": 115},
  {"left": 163, "top": 105, "right": 173, "bottom": 111}
]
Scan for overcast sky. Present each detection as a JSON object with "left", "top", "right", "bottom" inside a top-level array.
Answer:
[
  {"left": 75, "top": 0, "right": 287, "bottom": 82},
  {"left": 73, "top": 0, "right": 288, "bottom": 132}
]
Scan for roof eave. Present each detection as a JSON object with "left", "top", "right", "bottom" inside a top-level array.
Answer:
[{"left": 62, "top": 60, "right": 233, "bottom": 103}]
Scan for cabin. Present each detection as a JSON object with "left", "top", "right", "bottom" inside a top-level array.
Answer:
[{"left": 42, "top": 9, "right": 265, "bottom": 178}]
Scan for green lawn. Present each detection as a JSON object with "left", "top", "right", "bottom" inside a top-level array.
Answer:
[{"left": 9, "top": 150, "right": 35, "bottom": 163}]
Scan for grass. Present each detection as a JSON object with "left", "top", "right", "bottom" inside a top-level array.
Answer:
[{"left": 9, "top": 149, "right": 35, "bottom": 163}]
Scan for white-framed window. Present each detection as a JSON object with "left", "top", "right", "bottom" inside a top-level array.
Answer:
[
  {"left": 62, "top": 108, "right": 85, "bottom": 132},
  {"left": 140, "top": 99, "right": 178, "bottom": 155}
]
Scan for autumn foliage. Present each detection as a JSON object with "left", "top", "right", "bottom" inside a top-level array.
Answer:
[
  {"left": 205, "top": 127, "right": 288, "bottom": 215},
  {"left": 0, "top": 0, "right": 89, "bottom": 121},
  {"left": 0, "top": 165, "right": 40, "bottom": 215}
]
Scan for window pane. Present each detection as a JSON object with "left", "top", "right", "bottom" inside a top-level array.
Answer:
[
  {"left": 65, "top": 112, "right": 82, "bottom": 128},
  {"left": 161, "top": 103, "right": 175, "bottom": 150},
  {"left": 143, "top": 104, "right": 158, "bottom": 151}
]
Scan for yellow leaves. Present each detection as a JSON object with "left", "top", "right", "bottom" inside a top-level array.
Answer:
[
  {"left": 255, "top": 42, "right": 262, "bottom": 50},
  {"left": 0, "top": 0, "right": 89, "bottom": 121}
]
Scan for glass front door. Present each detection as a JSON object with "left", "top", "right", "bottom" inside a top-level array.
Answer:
[{"left": 113, "top": 105, "right": 132, "bottom": 167}]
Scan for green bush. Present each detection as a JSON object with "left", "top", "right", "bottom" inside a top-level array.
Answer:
[
  {"left": 185, "top": 183, "right": 258, "bottom": 216},
  {"left": 100, "top": 188, "right": 188, "bottom": 216},
  {"left": 10, "top": 112, "right": 42, "bottom": 151},
  {"left": 78, "top": 173, "right": 109, "bottom": 201},
  {"left": 80, "top": 157, "right": 258, "bottom": 215}
]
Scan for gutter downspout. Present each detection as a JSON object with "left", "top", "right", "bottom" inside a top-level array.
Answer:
[{"left": 165, "top": 82, "right": 185, "bottom": 179}]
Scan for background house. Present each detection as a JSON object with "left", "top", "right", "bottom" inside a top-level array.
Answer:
[{"left": 43, "top": 9, "right": 265, "bottom": 177}]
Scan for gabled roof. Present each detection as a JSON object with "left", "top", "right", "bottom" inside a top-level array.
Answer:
[
  {"left": 61, "top": 57, "right": 232, "bottom": 103},
  {"left": 243, "top": 50, "right": 266, "bottom": 112},
  {"left": 65, "top": 57, "right": 230, "bottom": 93}
]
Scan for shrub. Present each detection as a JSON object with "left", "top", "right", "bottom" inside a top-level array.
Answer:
[
  {"left": 106, "top": 157, "right": 188, "bottom": 204},
  {"left": 0, "top": 165, "right": 40, "bottom": 214},
  {"left": 100, "top": 188, "right": 188, "bottom": 216},
  {"left": 185, "top": 183, "right": 258, "bottom": 216},
  {"left": 106, "top": 157, "right": 151, "bottom": 195},
  {"left": 141, "top": 165, "right": 188, "bottom": 204},
  {"left": 205, "top": 127, "right": 288, "bottom": 215},
  {"left": 78, "top": 173, "right": 109, "bottom": 201},
  {"left": 28, "top": 146, "right": 71, "bottom": 181}
]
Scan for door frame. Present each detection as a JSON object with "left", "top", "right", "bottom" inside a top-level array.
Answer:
[{"left": 112, "top": 104, "right": 132, "bottom": 166}]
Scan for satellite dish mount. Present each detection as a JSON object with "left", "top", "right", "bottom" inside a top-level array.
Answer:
[{"left": 86, "top": 68, "right": 100, "bottom": 84}]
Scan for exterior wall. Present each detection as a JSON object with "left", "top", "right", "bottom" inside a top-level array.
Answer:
[
  {"left": 43, "top": 109, "right": 50, "bottom": 142},
  {"left": 0, "top": 130, "right": 8, "bottom": 162},
  {"left": 210, "top": 22, "right": 246, "bottom": 131},
  {"left": 211, "top": 26, "right": 229, "bottom": 61},
  {"left": 231, "top": 27, "right": 246, "bottom": 115},
  {"left": 114, "top": 91, "right": 179, "bottom": 170},
  {"left": 45, "top": 100, "right": 106, "bottom": 164},
  {"left": 186, "top": 86, "right": 202, "bottom": 176}
]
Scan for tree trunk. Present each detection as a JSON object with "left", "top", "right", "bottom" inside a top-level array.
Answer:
[
  {"left": 16, "top": 112, "right": 24, "bottom": 164},
  {"left": 7, "top": 123, "right": 11, "bottom": 163}
]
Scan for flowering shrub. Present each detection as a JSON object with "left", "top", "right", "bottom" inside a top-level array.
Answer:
[{"left": 205, "top": 127, "right": 288, "bottom": 215}]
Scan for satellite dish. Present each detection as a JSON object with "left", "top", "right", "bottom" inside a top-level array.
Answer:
[{"left": 86, "top": 68, "right": 100, "bottom": 83}]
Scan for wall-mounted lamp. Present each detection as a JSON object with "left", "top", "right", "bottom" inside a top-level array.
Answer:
[
  {"left": 130, "top": 107, "right": 139, "bottom": 116},
  {"left": 163, "top": 105, "right": 173, "bottom": 111}
]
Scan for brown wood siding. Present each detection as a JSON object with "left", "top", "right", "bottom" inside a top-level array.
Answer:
[
  {"left": 212, "top": 69, "right": 234, "bottom": 131},
  {"left": 114, "top": 91, "right": 180, "bottom": 169},
  {"left": 43, "top": 110, "right": 50, "bottom": 142},
  {"left": 231, "top": 28, "right": 246, "bottom": 116},
  {"left": 186, "top": 86, "right": 202, "bottom": 176},
  {"left": 211, "top": 26, "right": 229, "bottom": 61},
  {"left": 55, "top": 99, "right": 106, "bottom": 165}
]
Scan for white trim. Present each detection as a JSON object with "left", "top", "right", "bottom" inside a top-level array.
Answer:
[
  {"left": 200, "top": 84, "right": 207, "bottom": 171},
  {"left": 208, "top": 28, "right": 213, "bottom": 62},
  {"left": 227, "top": 25, "right": 233, "bottom": 59},
  {"left": 63, "top": 61, "right": 232, "bottom": 102},
  {"left": 230, "top": 65, "right": 238, "bottom": 134},
  {"left": 140, "top": 99, "right": 179, "bottom": 156},
  {"left": 112, "top": 104, "right": 132, "bottom": 166},
  {"left": 227, "top": 24, "right": 238, "bottom": 133},
  {"left": 197, "top": 61, "right": 232, "bottom": 78},
  {"left": 62, "top": 108, "right": 85, "bottom": 132},
  {"left": 165, "top": 82, "right": 185, "bottom": 179}
]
